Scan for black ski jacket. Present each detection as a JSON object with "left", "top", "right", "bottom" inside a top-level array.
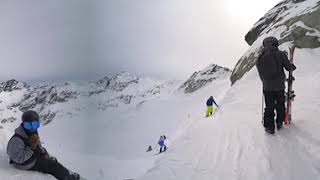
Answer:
[{"left": 256, "top": 46, "right": 296, "bottom": 91}]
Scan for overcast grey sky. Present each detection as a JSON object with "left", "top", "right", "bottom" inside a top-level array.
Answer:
[{"left": 0, "top": 0, "right": 281, "bottom": 81}]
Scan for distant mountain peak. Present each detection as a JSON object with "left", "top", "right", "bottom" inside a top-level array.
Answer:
[
  {"left": 95, "top": 71, "right": 139, "bottom": 91},
  {"left": 179, "top": 64, "right": 231, "bottom": 94}
]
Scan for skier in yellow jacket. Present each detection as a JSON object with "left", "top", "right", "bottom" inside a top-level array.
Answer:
[{"left": 206, "top": 96, "right": 219, "bottom": 117}]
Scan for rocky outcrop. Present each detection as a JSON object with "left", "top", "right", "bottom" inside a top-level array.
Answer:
[
  {"left": 0, "top": 79, "right": 29, "bottom": 92},
  {"left": 14, "top": 86, "right": 78, "bottom": 112},
  {"left": 89, "top": 72, "right": 139, "bottom": 95},
  {"left": 1, "top": 81, "right": 78, "bottom": 125},
  {"left": 231, "top": 0, "right": 320, "bottom": 85},
  {"left": 107, "top": 72, "right": 139, "bottom": 91},
  {"left": 180, "top": 64, "right": 231, "bottom": 93}
]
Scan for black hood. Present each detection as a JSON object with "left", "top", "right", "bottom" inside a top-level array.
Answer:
[{"left": 263, "top": 37, "right": 279, "bottom": 47}]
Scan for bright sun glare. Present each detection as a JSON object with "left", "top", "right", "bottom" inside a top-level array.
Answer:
[{"left": 224, "top": 0, "right": 281, "bottom": 24}]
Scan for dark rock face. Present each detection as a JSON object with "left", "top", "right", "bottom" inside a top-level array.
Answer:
[
  {"left": 142, "top": 85, "right": 162, "bottom": 97},
  {"left": 292, "top": 0, "right": 306, "bottom": 3},
  {"left": 1, "top": 117, "right": 16, "bottom": 124},
  {"left": 16, "top": 86, "right": 77, "bottom": 112},
  {"left": 230, "top": 50, "right": 262, "bottom": 85},
  {"left": 245, "top": 14, "right": 279, "bottom": 46},
  {"left": 90, "top": 72, "right": 139, "bottom": 95},
  {"left": 41, "top": 110, "right": 56, "bottom": 125},
  {"left": 245, "top": 1, "right": 319, "bottom": 47},
  {"left": 231, "top": 0, "right": 320, "bottom": 85},
  {"left": 245, "top": 4, "right": 288, "bottom": 46},
  {"left": 95, "top": 76, "right": 110, "bottom": 88},
  {"left": 180, "top": 64, "right": 231, "bottom": 93},
  {"left": 1, "top": 81, "right": 78, "bottom": 126}
]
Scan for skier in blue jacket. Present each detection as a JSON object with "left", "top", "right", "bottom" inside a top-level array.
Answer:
[{"left": 158, "top": 135, "right": 167, "bottom": 153}]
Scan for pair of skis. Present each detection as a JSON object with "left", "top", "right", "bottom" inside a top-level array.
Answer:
[{"left": 284, "top": 45, "right": 296, "bottom": 125}]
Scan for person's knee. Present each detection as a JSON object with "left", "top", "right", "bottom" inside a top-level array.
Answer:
[{"left": 265, "top": 109, "right": 275, "bottom": 116}]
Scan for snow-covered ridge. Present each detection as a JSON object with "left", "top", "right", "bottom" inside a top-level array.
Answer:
[
  {"left": 231, "top": 0, "right": 320, "bottom": 84},
  {"left": 0, "top": 72, "right": 180, "bottom": 129},
  {"left": 179, "top": 64, "right": 231, "bottom": 93},
  {"left": 95, "top": 71, "right": 139, "bottom": 91},
  {"left": 1, "top": 67, "right": 231, "bottom": 129}
]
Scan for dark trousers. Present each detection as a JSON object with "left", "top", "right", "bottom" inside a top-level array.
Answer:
[
  {"left": 263, "top": 90, "right": 285, "bottom": 130},
  {"left": 160, "top": 145, "right": 167, "bottom": 153},
  {"left": 31, "top": 158, "right": 69, "bottom": 180}
]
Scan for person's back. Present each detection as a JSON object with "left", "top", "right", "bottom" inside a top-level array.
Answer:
[
  {"left": 256, "top": 37, "right": 296, "bottom": 134},
  {"left": 256, "top": 37, "right": 296, "bottom": 91},
  {"left": 206, "top": 96, "right": 218, "bottom": 117},
  {"left": 206, "top": 97, "right": 213, "bottom": 106}
]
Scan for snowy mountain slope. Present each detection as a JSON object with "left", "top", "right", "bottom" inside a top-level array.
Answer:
[
  {"left": 138, "top": 1, "right": 320, "bottom": 178},
  {"left": 0, "top": 73, "right": 181, "bottom": 180},
  {"left": 0, "top": 67, "right": 231, "bottom": 179},
  {"left": 0, "top": 72, "right": 177, "bottom": 130},
  {"left": 139, "top": 47, "right": 320, "bottom": 180},
  {"left": 84, "top": 68, "right": 230, "bottom": 179},
  {"left": 231, "top": 0, "right": 320, "bottom": 84},
  {"left": 179, "top": 64, "right": 231, "bottom": 94}
]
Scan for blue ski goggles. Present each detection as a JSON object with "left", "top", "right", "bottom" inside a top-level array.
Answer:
[{"left": 23, "top": 121, "right": 40, "bottom": 129}]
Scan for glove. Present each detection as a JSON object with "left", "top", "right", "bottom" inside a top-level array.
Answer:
[
  {"left": 28, "top": 134, "right": 39, "bottom": 150},
  {"left": 43, "top": 152, "right": 50, "bottom": 160}
]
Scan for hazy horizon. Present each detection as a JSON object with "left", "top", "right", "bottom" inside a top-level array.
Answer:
[{"left": 0, "top": 0, "right": 281, "bottom": 81}]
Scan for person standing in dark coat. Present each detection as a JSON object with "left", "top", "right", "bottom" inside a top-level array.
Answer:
[{"left": 256, "top": 37, "right": 296, "bottom": 134}]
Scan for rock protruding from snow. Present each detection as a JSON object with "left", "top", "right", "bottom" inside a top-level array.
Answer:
[
  {"left": 245, "top": 0, "right": 320, "bottom": 47},
  {"left": 0, "top": 79, "right": 29, "bottom": 92},
  {"left": 95, "top": 76, "right": 110, "bottom": 88},
  {"left": 93, "top": 72, "right": 139, "bottom": 92},
  {"left": 107, "top": 72, "right": 139, "bottom": 91},
  {"left": 3, "top": 84, "right": 78, "bottom": 125},
  {"left": 89, "top": 72, "right": 139, "bottom": 95},
  {"left": 179, "top": 64, "right": 231, "bottom": 93},
  {"left": 231, "top": 0, "right": 320, "bottom": 85},
  {"left": 13, "top": 85, "right": 78, "bottom": 112},
  {"left": 293, "top": 0, "right": 307, "bottom": 3}
]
